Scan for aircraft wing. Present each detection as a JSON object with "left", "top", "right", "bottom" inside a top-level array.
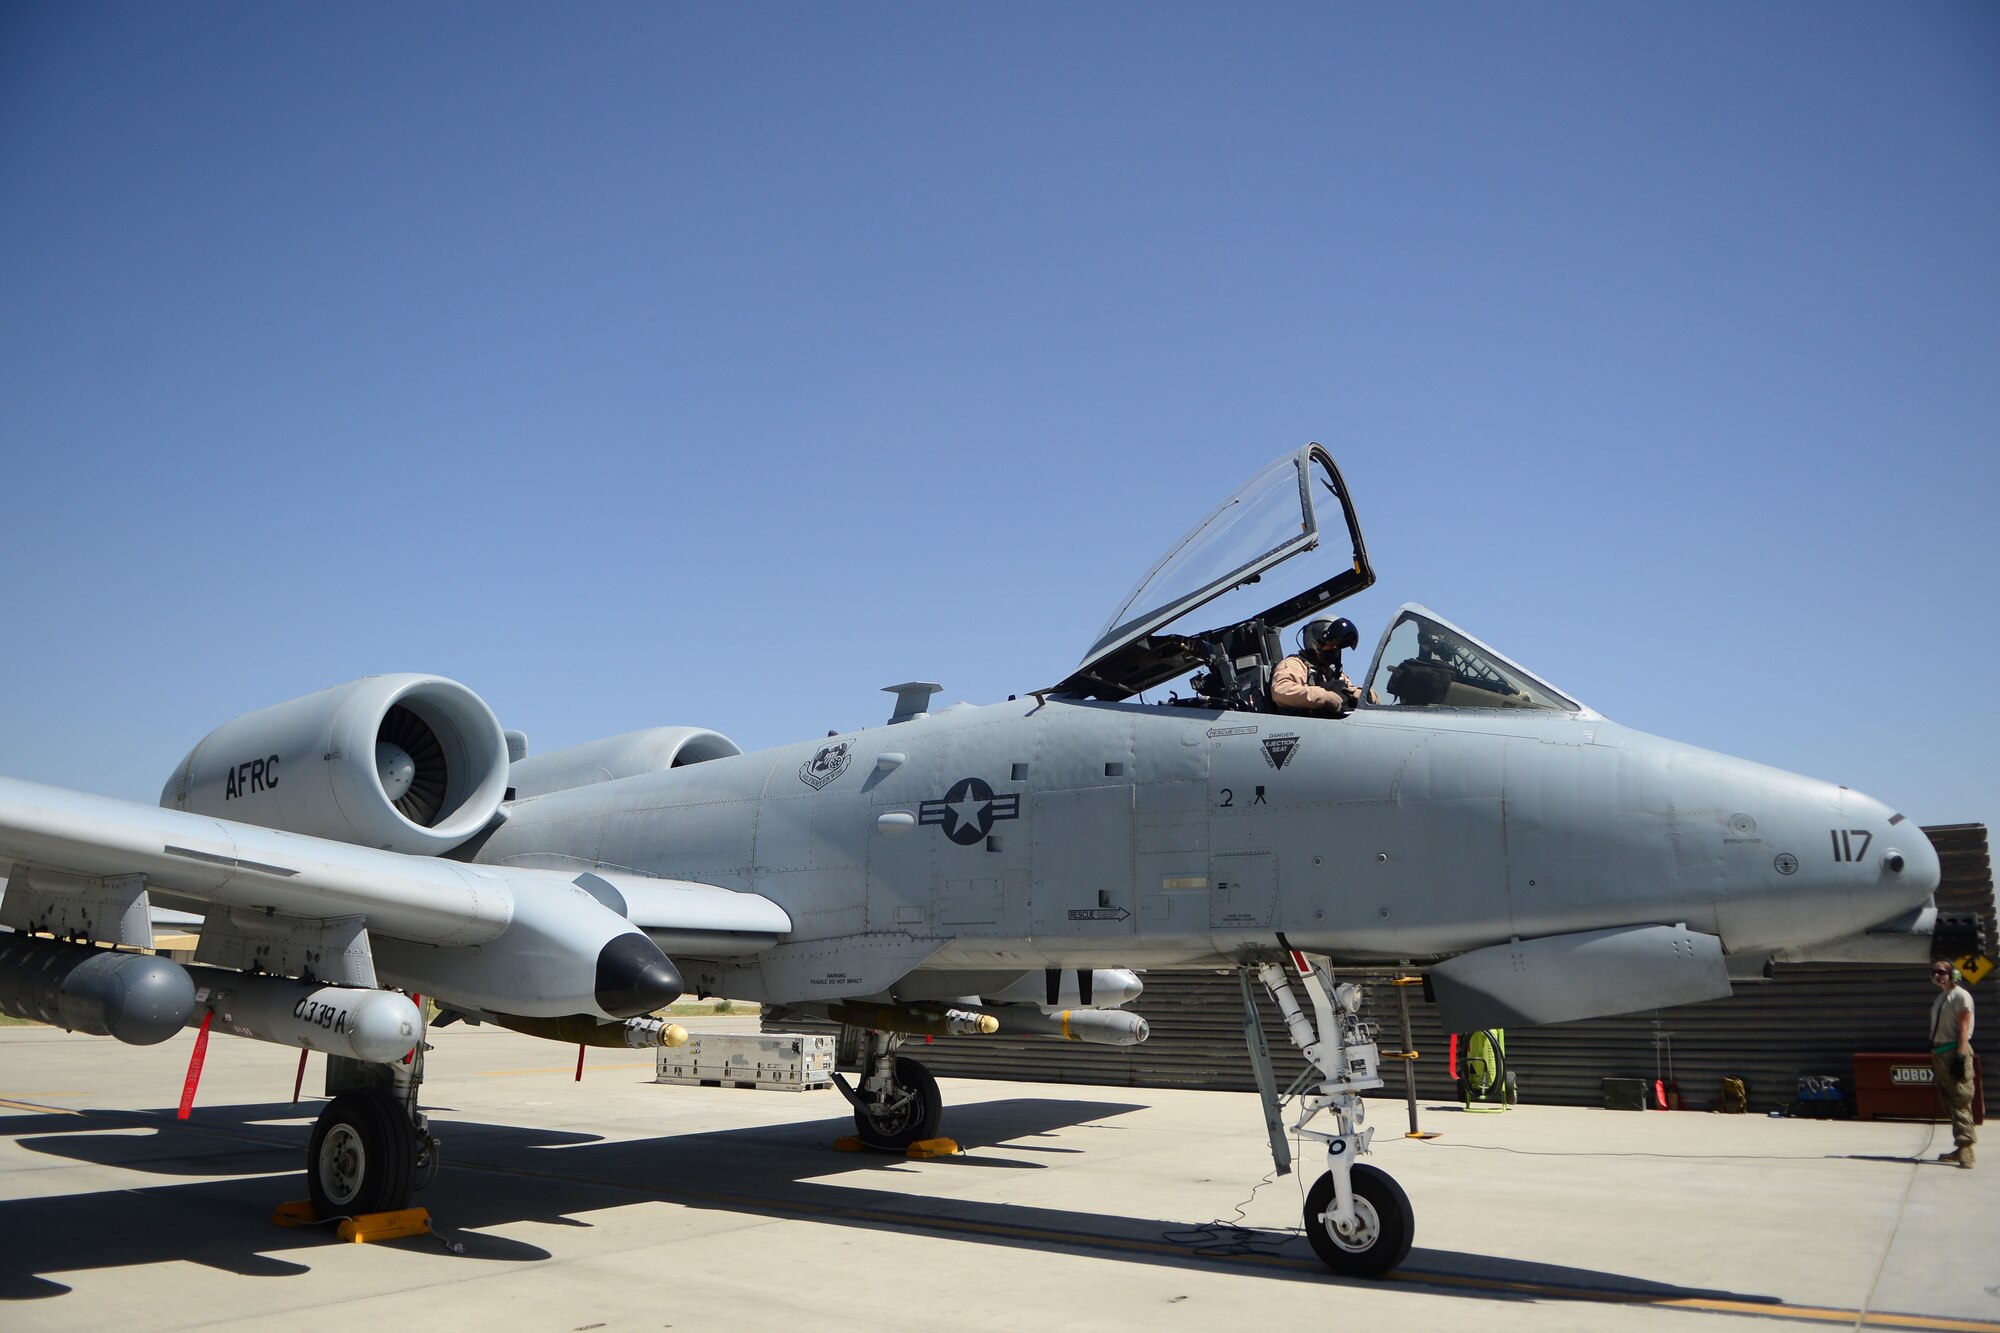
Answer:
[
  {"left": 0, "top": 775, "right": 790, "bottom": 1020},
  {"left": 0, "top": 774, "right": 518, "bottom": 945}
]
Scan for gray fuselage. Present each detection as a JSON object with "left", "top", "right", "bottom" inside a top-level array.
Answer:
[{"left": 472, "top": 697, "right": 1936, "bottom": 1003}]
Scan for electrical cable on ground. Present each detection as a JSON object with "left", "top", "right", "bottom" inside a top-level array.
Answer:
[
  {"left": 1161, "top": 1168, "right": 1298, "bottom": 1257},
  {"left": 1853, "top": 1117, "right": 1943, "bottom": 1329},
  {"left": 427, "top": 1214, "right": 468, "bottom": 1255}
]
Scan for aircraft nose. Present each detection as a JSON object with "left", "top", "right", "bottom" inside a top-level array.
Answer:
[
  {"left": 1884, "top": 811, "right": 1942, "bottom": 898},
  {"left": 1828, "top": 789, "right": 1939, "bottom": 899},
  {"left": 1704, "top": 768, "right": 1938, "bottom": 953},
  {"left": 594, "top": 932, "right": 684, "bottom": 1017}
]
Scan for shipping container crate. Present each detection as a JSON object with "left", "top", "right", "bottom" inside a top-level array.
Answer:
[
  {"left": 1601, "top": 1077, "right": 1648, "bottom": 1111},
  {"left": 656, "top": 1032, "right": 836, "bottom": 1091}
]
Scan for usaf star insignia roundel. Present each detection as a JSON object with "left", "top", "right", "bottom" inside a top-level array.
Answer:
[
  {"left": 799, "top": 740, "right": 853, "bottom": 789},
  {"left": 919, "top": 776, "right": 1022, "bottom": 846}
]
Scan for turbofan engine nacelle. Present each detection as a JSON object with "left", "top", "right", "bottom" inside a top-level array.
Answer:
[{"left": 161, "top": 674, "right": 510, "bottom": 856}]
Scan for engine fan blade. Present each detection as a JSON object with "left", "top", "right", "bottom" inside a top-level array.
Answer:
[{"left": 380, "top": 705, "right": 449, "bottom": 826}]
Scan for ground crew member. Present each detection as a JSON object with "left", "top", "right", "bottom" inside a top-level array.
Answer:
[{"left": 1930, "top": 960, "right": 1977, "bottom": 1168}]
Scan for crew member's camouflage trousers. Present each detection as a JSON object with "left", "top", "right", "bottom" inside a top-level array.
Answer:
[{"left": 1932, "top": 1050, "right": 1978, "bottom": 1167}]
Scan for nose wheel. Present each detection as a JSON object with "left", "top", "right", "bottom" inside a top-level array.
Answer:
[{"left": 1304, "top": 1163, "right": 1413, "bottom": 1276}]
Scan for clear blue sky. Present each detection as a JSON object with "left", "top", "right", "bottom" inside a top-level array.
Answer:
[{"left": 3, "top": 3, "right": 1995, "bottom": 829}]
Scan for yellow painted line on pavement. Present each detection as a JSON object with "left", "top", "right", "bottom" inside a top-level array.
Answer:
[
  {"left": 3, "top": 1093, "right": 1993, "bottom": 1332},
  {"left": 1389, "top": 1268, "right": 2000, "bottom": 1330},
  {"left": 445, "top": 1152, "right": 2000, "bottom": 1332},
  {"left": 0, "top": 1098, "right": 84, "bottom": 1113}
]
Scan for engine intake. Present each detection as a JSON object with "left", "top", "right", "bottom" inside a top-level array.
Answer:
[
  {"left": 508, "top": 727, "right": 742, "bottom": 800},
  {"left": 161, "top": 674, "right": 510, "bottom": 856}
]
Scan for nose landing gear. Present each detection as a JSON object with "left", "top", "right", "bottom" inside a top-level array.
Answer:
[{"left": 1245, "top": 949, "right": 1414, "bottom": 1277}]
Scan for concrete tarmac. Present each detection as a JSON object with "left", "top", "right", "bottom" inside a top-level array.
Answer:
[{"left": 2, "top": 1019, "right": 1995, "bottom": 1332}]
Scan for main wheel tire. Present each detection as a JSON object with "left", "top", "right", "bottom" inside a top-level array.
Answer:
[
  {"left": 307, "top": 1090, "right": 416, "bottom": 1218},
  {"left": 1304, "top": 1163, "right": 1414, "bottom": 1277},
  {"left": 852, "top": 1056, "right": 942, "bottom": 1151}
]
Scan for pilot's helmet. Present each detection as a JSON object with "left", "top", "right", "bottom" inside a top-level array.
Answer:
[{"left": 1302, "top": 618, "right": 1359, "bottom": 660}]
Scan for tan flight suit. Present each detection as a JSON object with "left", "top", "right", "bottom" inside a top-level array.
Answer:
[
  {"left": 1271, "top": 655, "right": 1360, "bottom": 717},
  {"left": 1931, "top": 982, "right": 1977, "bottom": 1166}
]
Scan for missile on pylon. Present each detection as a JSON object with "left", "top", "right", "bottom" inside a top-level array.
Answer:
[
  {"left": 822, "top": 1000, "right": 999, "bottom": 1038},
  {"left": 983, "top": 1003, "right": 1149, "bottom": 1046},
  {"left": 0, "top": 931, "right": 197, "bottom": 1045},
  {"left": 186, "top": 968, "right": 425, "bottom": 1063},
  {"left": 489, "top": 1012, "right": 691, "bottom": 1048}
]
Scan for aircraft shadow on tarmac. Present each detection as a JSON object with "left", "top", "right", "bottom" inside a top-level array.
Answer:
[{"left": 0, "top": 1096, "right": 1788, "bottom": 1313}]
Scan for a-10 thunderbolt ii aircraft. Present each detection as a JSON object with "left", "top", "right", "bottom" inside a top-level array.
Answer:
[{"left": 0, "top": 444, "right": 1943, "bottom": 1276}]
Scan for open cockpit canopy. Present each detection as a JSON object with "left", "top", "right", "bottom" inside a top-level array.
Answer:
[
  {"left": 1048, "top": 444, "right": 1373, "bottom": 702},
  {"left": 1047, "top": 446, "right": 1590, "bottom": 718},
  {"left": 1361, "top": 605, "right": 1586, "bottom": 714}
]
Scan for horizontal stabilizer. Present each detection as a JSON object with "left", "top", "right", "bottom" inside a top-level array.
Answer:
[{"left": 1429, "top": 924, "right": 1731, "bottom": 1031}]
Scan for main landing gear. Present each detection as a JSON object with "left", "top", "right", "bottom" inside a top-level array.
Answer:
[
  {"left": 305, "top": 1049, "right": 435, "bottom": 1218},
  {"left": 832, "top": 1027, "right": 944, "bottom": 1151},
  {"left": 1245, "top": 950, "right": 1414, "bottom": 1277}
]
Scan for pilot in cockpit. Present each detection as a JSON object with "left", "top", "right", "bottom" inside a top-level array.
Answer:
[{"left": 1272, "top": 618, "right": 1369, "bottom": 718}]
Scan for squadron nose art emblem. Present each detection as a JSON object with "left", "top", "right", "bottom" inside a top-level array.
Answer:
[
  {"left": 799, "top": 741, "right": 853, "bottom": 789},
  {"left": 919, "top": 776, "right": 1021, "bottom": 845}
]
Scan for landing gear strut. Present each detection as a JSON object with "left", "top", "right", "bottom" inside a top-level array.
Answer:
[
  {"left": 306, "top": 1046, "right": 434, "bottom": 1217},
  {"left": 833, "top": 1027, "right": 943, "bottom": 1151},
  {"left": 1245, "top": 949, "right": 1413, "bottom": 1277}
]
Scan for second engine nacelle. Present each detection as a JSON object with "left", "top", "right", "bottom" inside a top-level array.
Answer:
[{"left": 161, "top": 674, "right": 510, "bottom": 856}]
